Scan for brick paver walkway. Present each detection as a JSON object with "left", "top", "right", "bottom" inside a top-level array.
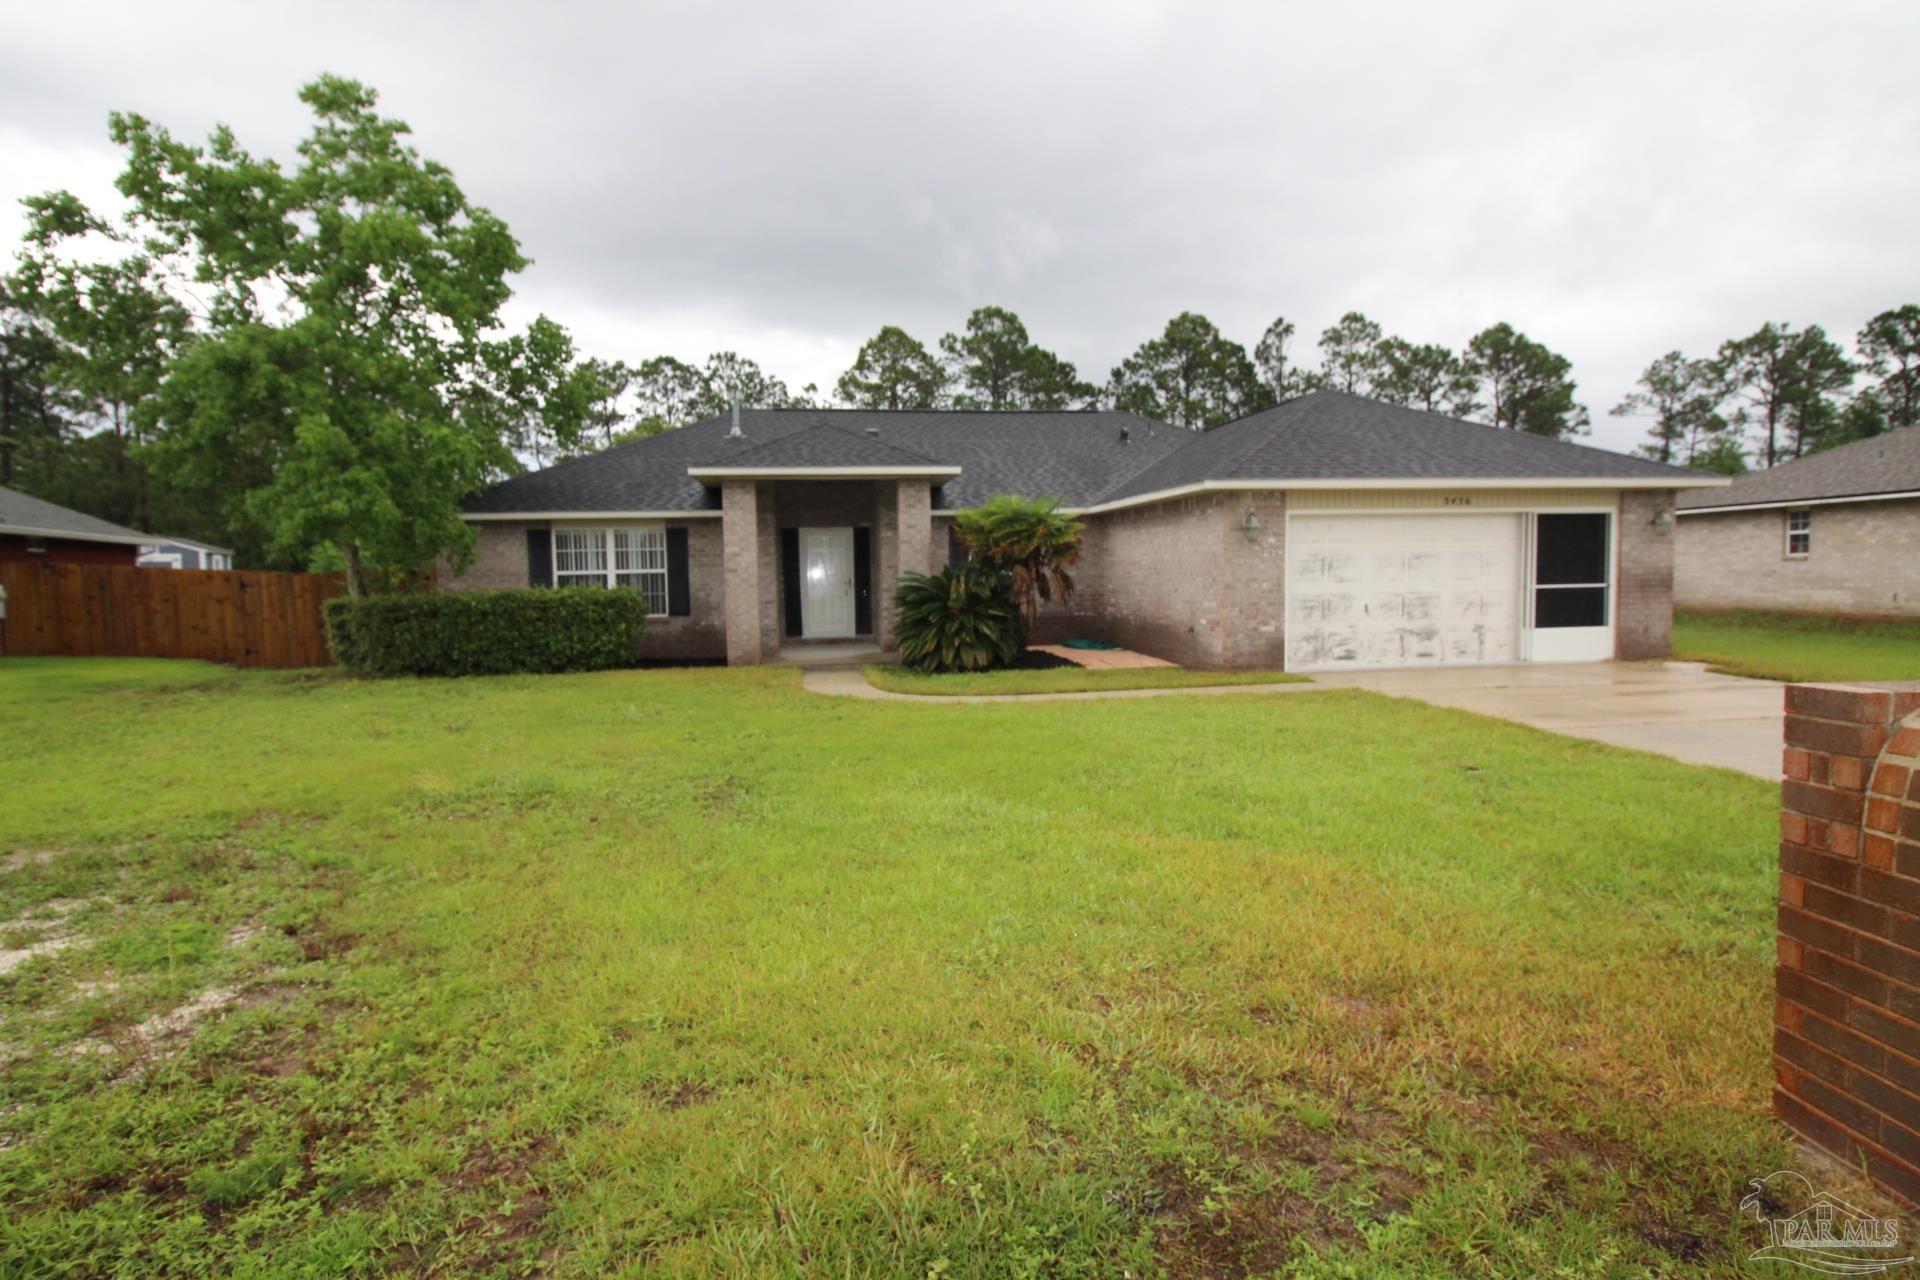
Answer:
[{"left": 1031, "top": 644, "right": 1175, "bottom": 669}]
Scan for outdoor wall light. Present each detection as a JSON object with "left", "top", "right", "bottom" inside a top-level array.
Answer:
[
  {"left": 1242, "top": 509, "right": 1262, "bottom": 543},
  {"left": 1651, "top": 508, "right": 1674, "bottom": 537}
]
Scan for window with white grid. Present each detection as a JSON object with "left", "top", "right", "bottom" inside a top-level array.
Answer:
[
  {"left": 1785, "top": 509, "right": 1811, "bottom": 557},
  {"left": 613, "top": 528, "right": 669, "bottom": 615},
  {"left": 551, "top": 527, "right": 670, "bottom": 615},
  {"left": 553, "top": 528, "right": 609, "bottom": 587}
]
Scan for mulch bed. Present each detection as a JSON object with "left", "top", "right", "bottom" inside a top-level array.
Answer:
[{"left": 1009, "top": 649, "right": 1080, "bottom": 671}]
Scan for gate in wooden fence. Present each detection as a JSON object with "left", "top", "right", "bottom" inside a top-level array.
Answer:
[{"left": 0, "top": 563, "right": 343, "bottom": 668}]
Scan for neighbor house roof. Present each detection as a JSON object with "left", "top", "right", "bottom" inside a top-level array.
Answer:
[
  {"left": 463, "top": 392, "right": 1719, "bottom": 518},
  {"left": 1676, "top": 426, "right": 1920, "bottom": 513},
  {"left": 0, "top": 485, "right": 151, "bottom": 546}
]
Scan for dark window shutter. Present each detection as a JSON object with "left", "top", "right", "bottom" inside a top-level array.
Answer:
[
  {"left": 526, "top": 528, "right": 552, "bottom": 587},
  {"left": 781, "top": 529, "right": 803, "bottom": 637},
  {"left": 666, "top": 527, "right": 691, "bottom": 616},
  {"left": 853, "top": 526, "right": 873, "bottom": 636},
  {"left": 947, "top": 527, "right": 968, "bottom": 568}
]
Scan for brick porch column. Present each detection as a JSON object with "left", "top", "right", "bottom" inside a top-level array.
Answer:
[
  {"left": 721, "top": 480, "right": 763, "bottom": 666},
  {"left": 897, "top": 479, "right": 932, "bottom": 577},
  {"left": 881, "top": 480, "right": 932, "bottom": 652},
  {"left": 1776, "top": 681, "right": 1920, "bottom": 1209}
]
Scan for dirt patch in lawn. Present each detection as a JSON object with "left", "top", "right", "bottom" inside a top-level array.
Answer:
[
  {"left": 385, "top": 1135, "right": 561, "bottom": 1275},
  {"left": 643, "top": 1079, "right": 716, "bottom": 1111}
]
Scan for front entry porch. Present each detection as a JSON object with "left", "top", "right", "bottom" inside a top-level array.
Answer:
[
  {"left": 710, "top": 475, "right": 946, "bottom": 666},
  {"left": 769, "top": 640, "right": 887, "bottom": 668}
]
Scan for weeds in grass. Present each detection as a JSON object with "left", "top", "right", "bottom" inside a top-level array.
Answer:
[{"left": 0, "top": 657, "right": 1899, "bottom": 1277}]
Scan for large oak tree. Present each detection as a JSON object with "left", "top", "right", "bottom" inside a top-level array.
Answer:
[{"left": 20, "top": 77, "right": 596, "bottom": 592}]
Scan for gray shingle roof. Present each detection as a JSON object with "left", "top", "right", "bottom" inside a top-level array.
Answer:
[
  {"left": 463, "top": 392, "right": 1711, "bottom": 516},
  {"left": 1099, "top": 391, "right": 1703, "bottom": 501},
  {"left": 1677, "top": 426, "right": 1920, "bottom": 510},
  {"left": 0, "top": 485, "right": 150, "bottom": 545},
  {"left": 693, "top": 422, "right": 949, "bottom": 470},
  {"left": 464, "top": 409, "right": 1188, "bottom": 512}
]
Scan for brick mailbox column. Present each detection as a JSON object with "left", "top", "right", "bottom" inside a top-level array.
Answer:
[{"left": 1776, "top": 682, "right": 1920, "bottom": 1208}]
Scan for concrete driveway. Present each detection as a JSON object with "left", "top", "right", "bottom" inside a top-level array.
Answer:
[{"left": 1310, "top": 661, "right": 1784, "bottom": 779}]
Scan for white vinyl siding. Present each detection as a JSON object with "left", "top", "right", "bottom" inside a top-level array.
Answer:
[{"left": 553, "top": 527, "right": 668, "bottom": 615}]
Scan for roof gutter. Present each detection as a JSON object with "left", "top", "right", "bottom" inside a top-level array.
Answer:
[
  {"left": 1079, "top": 474, "right": 1730, "bottom": 516},
  {"left": 1676, "top": 489, "right": 1920, "bottom": 516},
  {"left": 462, "top": 510, "right": 725, "bottom": 522},
  {"left": 684, "top": 465, "right": 961, "bottom": 480}
]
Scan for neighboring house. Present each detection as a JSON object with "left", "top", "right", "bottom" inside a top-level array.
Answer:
[
  {"left": 1676, "top": 427, "right": 1920, "bottom": 617},
  {"left": 138, "top": 536, "right": 234, "bottom": 571},
  {"left": 0, "top": 485, "right": 150, "bottom": 566},
  {"left": 452, "top": 391, "right": 1725, "bottom": 671}
]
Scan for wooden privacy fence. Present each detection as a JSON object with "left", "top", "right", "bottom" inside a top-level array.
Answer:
[{"left": 0, "top": 562, "right": 344, "bottom": 668}]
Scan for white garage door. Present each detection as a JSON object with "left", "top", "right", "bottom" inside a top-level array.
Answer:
[{"left": 1286, "top": 514, "right": 1524, "bottom": 671}]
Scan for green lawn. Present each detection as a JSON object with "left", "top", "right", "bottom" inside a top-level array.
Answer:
[
  {"left": 1674, "top": 608, "right": 1920, "bottom": 682},
  {"left": 0, "top": 657, "right": 1854, "bottom": 1276},
  {"left": 862, "top": 662, "right": 1307, "bottom": 696}
]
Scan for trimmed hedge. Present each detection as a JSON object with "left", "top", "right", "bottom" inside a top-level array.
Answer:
[{"left": 324, "top": 589, "right": 650, "bottom": 677}]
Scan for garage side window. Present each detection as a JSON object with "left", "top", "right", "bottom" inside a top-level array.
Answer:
[
  {"left": 1534, "top": 513, "right": 1609, "bottom": 628},
  {"left": 1785, "top": 509, "right": 1811, "bottom": 557}
]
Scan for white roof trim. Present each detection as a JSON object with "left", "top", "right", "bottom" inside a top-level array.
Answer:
[
  {"left": 0, "top": 522, "right": 152, "bottom": 547},
  {"left": 463, "top": 510, "right": 724, "bottom": 522},
  {"left": 145, "top": 535, "right": 234, "bottom": 554},
  {"left": 1080, "top": 474, "right": 1728, "bottom": 515},
  {"left": 1676, "top": 489, "right": 1920, "bottom": 516},
  {"left": 685, "top": 465, "right": 961, "bottom": 479}
]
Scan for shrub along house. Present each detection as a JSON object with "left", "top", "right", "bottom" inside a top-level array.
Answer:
[
  {"left": 451, "top": 391, "right": 1727, "bottom": 671},
  {"left": 1675, "top": 426, "right": 1920, "bottom": 617}
]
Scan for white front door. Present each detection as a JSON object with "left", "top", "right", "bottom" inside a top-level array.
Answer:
[
  {"left": 1286, "top": 513, "right": 1524, "bottom": 671},
  {"left": 800, "top": 527, "right": 856, "bottom": 638}
]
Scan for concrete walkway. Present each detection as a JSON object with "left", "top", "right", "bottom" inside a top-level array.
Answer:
[
  {"left": 804, "top": 659, "right": 1785, "bottom": 779},
  {"left": 801, "top": 667, "right": 1320, "bottom": 705},
  {"left": 1309, "top": 660, "right": 1784, "bottom": 779}
]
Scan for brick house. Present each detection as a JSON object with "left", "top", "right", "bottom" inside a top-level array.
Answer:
[
  {"left": 0, "top": 485, "right": 149, "bottom": 567},
  {"left": 1676, "top": 427, "right": 1920, "bottom": 617},
  {"left": 451, "top": 391, "right": 1726, "bottom": 671}
]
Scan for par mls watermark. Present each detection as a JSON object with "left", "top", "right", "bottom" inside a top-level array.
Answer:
[{"left": 1742, "top": 1171, "right": 1913, "bottom": 1276}]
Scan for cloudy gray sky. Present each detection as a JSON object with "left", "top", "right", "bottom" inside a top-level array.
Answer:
[{"left": 4, "top": 1, "right": 1917, "bottom": 452}]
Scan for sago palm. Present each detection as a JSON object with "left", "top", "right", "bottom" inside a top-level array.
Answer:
[{"left": 892, "top": 566, "right": 1026, "bottom": 672}]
